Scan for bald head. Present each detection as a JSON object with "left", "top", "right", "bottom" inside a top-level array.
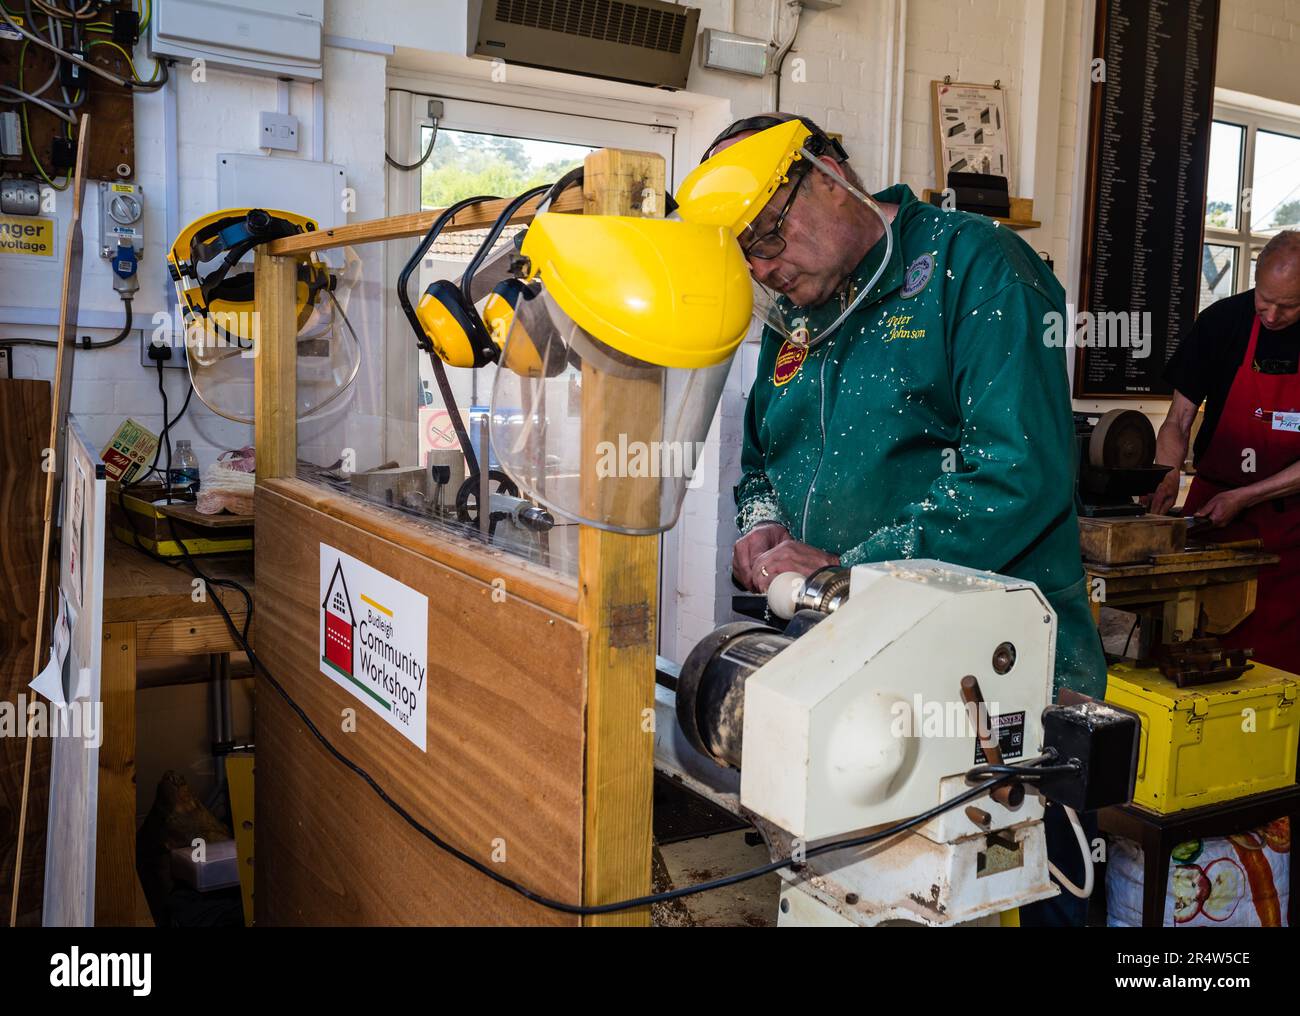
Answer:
[{"left": 1255, "top": 231, "right": 1300, "bottom": 330}]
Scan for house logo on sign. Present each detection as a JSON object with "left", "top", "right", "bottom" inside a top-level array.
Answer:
[
  {"left": 322, "top": 559, "right": 355, "bottom": 678},
  {"left": 318, "top": 543, "right": 429, "bottom": 751}
]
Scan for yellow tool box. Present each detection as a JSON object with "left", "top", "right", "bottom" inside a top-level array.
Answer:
[{"left": 1105, "top": 661, "right": 1299, "bottom": 814}]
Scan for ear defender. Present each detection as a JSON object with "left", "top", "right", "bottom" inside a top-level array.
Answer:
[
  {"left": 485, "top": 278, "right": 567, "bottom": 378},
  {"left": 416, "top": 278, "right": 498, "bottom": 369}
]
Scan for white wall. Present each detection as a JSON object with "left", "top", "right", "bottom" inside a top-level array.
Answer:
[{"left": 1217, "top": 0, "right": 1300, "bottom": 110}]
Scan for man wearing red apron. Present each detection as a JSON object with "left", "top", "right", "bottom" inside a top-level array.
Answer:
[{"left": 1149, "top": 231, "right": 1300, "bottom": 674}]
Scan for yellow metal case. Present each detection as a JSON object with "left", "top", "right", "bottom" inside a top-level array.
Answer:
[{"left": 1105, "top": 661, "right": 1299, "bottom": 814}]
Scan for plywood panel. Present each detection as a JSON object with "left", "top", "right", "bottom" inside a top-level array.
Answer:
[
  {"left": 0, "top": 379, "right": 53, "bottom": 926},
  {"left": 0, "top": 4, "right": 136, "bottom": 182},
  {"left": 254, "top": 486, "right": 586, "bottom": 925}
]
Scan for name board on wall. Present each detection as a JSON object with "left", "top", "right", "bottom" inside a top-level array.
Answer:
[{"left": 1075, "top": 0, "right": 1222, "bottom": 398}]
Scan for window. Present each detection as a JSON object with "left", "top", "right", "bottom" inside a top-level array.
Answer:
[
  {"left": 1202, "top": 107, "right": 1300, "bottom": 311},
  {"left": 420, "top": 130, "right": 594, "bottom": 211}
]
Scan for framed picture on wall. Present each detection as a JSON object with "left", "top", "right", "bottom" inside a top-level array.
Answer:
[{"left": 931, "top": 80, "right": 1011, "bottom": 187}]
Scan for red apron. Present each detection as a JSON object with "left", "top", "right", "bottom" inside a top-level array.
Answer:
[{"left": 1182, "top": 314, "right": 1300, "bottom": 674}]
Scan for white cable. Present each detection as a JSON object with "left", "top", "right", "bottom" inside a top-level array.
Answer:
[
  {"left": 0, "top": 86, "right": 77, "bottom": 123},
  {"left": 1048, "top": 804, "right": 1095, "bottom": 899},
  {"left": 1, "top": 7, "right": 167, "bottom": 91}
]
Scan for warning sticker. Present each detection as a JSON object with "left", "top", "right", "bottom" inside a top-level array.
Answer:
[
  {"left": 973, "top": 710, "right": 1025, "bottom": 763},
  {"left": 320, "top": 543, "right": 429, "bottom": 751},
  {"left": 0, "top": 215, "right": 55, "bottom": 257}
]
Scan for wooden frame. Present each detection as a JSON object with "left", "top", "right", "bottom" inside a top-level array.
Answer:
[{"left": 252, "top": 149, "right": 664, "bottom": 925}]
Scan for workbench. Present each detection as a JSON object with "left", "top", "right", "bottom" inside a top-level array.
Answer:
[
  {"left": 97, "top": 539, "right": 252, "bottom": 926},
  {"left": 1085, "top": 545, "right": 1279, "bottom": 645}
]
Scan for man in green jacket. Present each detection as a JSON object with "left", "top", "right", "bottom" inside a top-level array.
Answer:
[
  {"left": 700, "top": 115, "right": 1105, "bottom": 703},
  {"left": 691, "top": 113, "right": 1106, "bottom": 928}
]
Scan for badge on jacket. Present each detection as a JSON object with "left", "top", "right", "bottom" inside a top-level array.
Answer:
[
  {"left": 901, "top": 253, "right": 934, "bottom": 299},
  {"left": 773, "top": 338, "right": 808, "bottom": 387}
]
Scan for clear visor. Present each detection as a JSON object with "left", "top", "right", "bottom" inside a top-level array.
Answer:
[
  {"left": 182, "top": 247, "right": 363, "bottom": 424},
  {"left": 739, "top": 151, "right": 893, "bottom": 349},
  {"left": 490, "top": 285, "right": 734, "bottom": 535}
]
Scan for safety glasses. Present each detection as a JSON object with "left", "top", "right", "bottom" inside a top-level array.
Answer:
[{"left": 740, "top": 169, "right": 808, "bottom": 261}]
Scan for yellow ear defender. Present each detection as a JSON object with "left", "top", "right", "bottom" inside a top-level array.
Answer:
[
  {"left": 484, "top": 277, "right": 569, "bottom": 378},
  {"left": 414, "top": 183, "right": 552, "bottom": 368}
]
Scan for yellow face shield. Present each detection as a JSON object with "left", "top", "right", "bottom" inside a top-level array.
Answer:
[
  {"left": 490, "top": 213, "right": 752, "bottom": 534},
  {"left": 674, "top": 121, "right": 895, "bottom": 351}
]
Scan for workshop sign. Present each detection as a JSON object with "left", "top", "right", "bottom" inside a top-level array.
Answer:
[
  {"left": 320, "top": 543, "right": 428, "bottom": 751},
  {"left": 0, "top": 215, "right": 55, "bottom": 257}
]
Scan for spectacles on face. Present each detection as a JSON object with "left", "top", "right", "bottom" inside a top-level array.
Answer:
[{"left": 741, "top": 170, "right": 808, "bottom": 261}]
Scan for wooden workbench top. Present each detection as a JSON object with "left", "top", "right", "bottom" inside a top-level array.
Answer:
[{"left": 103, "top": 539, "right": 254, "bottom": 624}]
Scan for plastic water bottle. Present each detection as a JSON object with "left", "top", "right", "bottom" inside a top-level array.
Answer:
[{"left": 173, "top": 440, "right": 200, "bottom": 492}]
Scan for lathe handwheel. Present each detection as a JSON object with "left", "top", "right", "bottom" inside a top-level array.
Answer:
[{"left": 455, "top": 470, "right": 520, "bottom": 526}]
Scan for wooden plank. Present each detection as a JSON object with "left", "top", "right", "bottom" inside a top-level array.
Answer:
[
  {"left": 94, "top": 622, "right": 148, "bottom": 927},
  {"left": 0, "top": 380, "right": 53, "bottom": 927},
  {"left": 10, "top": 114, "right": 90, "bottom": 927},
  {"left": 253, "top": 251, "right": 300, "bottom": 480},
  {"left": 577, "top": 148, "right": 664, "bottom": 926},
  {"left": 1079, "top": 515, "right": 1187, "bottom": 565},
  {"left": 102, "top": 540, "right": 255, "bottom": 624},
  {"left": 264, "top": 478, "right": 578, "bottom": 620},
  {"left": 254, "top": 486, "right": 586, "bottom": 924},
  {"left": 134, "top": 615, "right": 249, "bottom": 658},
  {"left": 265, "top": 188, "right": 585, "bottom": 257}
]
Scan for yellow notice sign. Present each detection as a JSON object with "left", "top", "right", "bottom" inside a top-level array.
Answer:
[{"left": 0, "top": 215, "right": 55, "bottom": 257}]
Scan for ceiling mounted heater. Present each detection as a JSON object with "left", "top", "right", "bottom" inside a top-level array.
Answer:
[{"left": 468, "top": 0, "right": 700, "bottom": 90}]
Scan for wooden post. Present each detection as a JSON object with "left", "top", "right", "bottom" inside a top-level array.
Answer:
[
  {"left": 578, "top": 149, "right": 666, "bottom": 926},
  {"left": 94, "top": 624, "right": 144, "bottom": 926},
  {"left": 253, "top": 250, "right": 300, "bottom": 480}
]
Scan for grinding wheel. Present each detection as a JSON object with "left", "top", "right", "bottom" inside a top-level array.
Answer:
[{"left": 1088, "top": 409, "right": 1156, "bottom": 469}]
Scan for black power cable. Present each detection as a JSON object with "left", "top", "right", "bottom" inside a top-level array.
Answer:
[{"left": 1, "top": 298, "right": 135, "bottom": 350}]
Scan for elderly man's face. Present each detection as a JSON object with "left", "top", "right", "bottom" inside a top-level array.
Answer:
[
  {"left": 1255, "top": 260, "right": 1300, "bottom": 331},
  {"left": 712, "top": 134, "right": 862, "bottom": 309}
]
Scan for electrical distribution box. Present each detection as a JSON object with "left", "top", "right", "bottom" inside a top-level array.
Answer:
[{"left": 149, "top": 0, "right": 325, "bottom": 81}]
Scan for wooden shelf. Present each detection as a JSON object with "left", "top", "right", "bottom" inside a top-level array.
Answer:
[{"left": 921, "top": 190, "right": 1041, "bottom": 231}]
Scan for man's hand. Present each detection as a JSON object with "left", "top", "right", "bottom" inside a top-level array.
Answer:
[
  {"left": 750, "top": 539, "right": 840, "bottom": 593},
  {"left": 1143, "top": 466, "right": 1182, "bottom": 516},
  {"left": 733, "top": 524, "right": 790, "bottom": 590},
  {"left": 1195, "top": 488, "right": 1253, "bottom": 528}
]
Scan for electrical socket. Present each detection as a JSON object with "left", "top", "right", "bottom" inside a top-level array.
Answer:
[
  {"left": 259, "top": 111, "right": 300, "bottom": 152},
  {"left": 140, "top": 327, "right": 187, "bottom": 370}
]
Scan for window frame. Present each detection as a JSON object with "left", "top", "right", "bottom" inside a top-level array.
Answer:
[{"left": 1204, "top": 103, "right": 1300, "bottom": 297}]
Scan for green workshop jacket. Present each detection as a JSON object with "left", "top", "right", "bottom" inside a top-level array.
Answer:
[{"left": 738, "top": 184, "right": 1106, "bottom": 699}]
